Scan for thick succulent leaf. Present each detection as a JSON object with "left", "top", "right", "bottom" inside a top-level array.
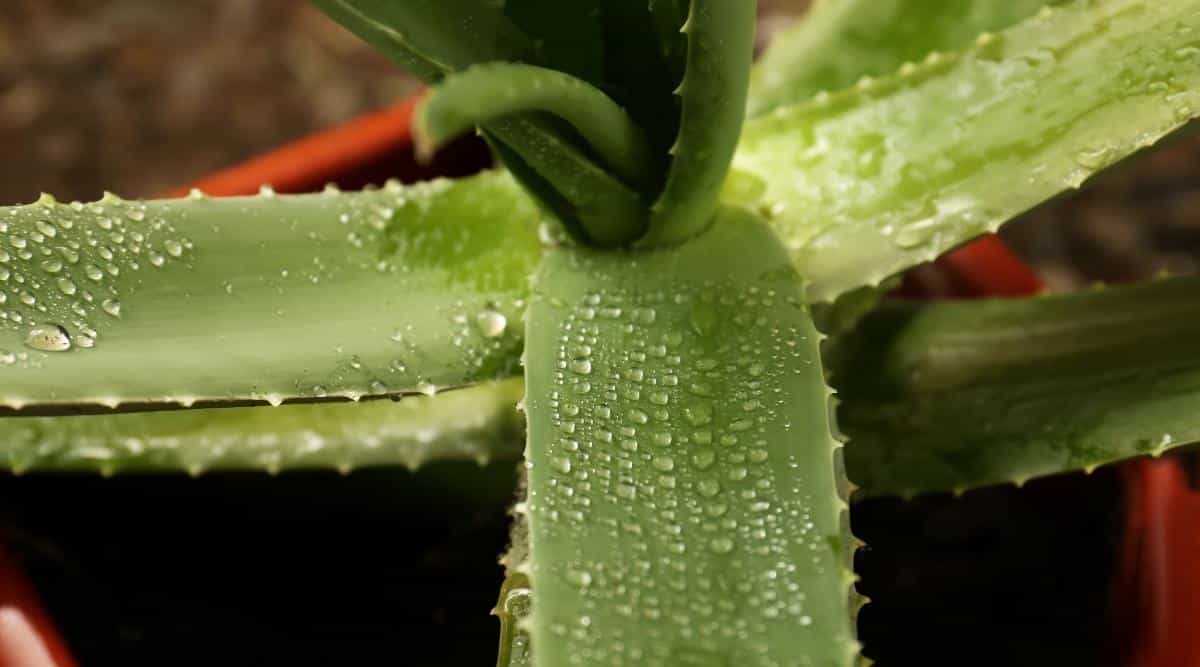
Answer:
[
  {"left": 485, "top": 118, "right": 650, "bottom": 248},
  {"left": 733, "top": 0, "right": 1200, "bottom": 303},
  {"left": 0, "top": 172, "right": 538, "bottom": 414},
  {"left": 311, "top": 0, "right": 530, "bottom": 79},
  {"left": 748, "top": 0, "right": 1066, "bottom": 117},
  {"left": 0, "top": 380, "right": 523, "bottom": 475},
  {"left": 314, "top": 0, "right": 649, "bottom": 247},
  {"left": 523, "top": 209, "right": 856, "bottom": 666},
  {"left": 638, "top": 0, "right": 758, "bottom": 247},
  {"left": 834, "top": 276, "right": 1200, "bottom": 498},
  {"left": 416, "top": 63, "right": 654, "bottom": 192}
]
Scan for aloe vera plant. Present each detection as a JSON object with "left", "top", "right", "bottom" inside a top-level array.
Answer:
[{"left": 5, "top": 0, "right": 1200, "bottom": 663}]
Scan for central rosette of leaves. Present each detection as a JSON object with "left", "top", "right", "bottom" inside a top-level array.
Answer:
[{"left": 316, "top": 0, "right": 755, "bottom": 248}]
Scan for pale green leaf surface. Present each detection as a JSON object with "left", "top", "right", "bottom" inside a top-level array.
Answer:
[
  {"left": 733, "top": 0, "right": 1200, "bottom": 303},
  {"left": 0, "top": 380, "right": 523, "bottom": 475},
  {"left": 749, "top": 0, "right": 1066, "bottom": 117},
  {"left": 524, "top": 209, "right": 855, "bottom": 666},
  {"left": 0, "top": 172, "right": 539, "bottom": 413},
  {"left": 834, "top": 276, "right": 1200, "bottom": 498}
]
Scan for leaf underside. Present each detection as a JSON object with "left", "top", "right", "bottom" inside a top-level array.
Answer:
[
  {"left": 523, "top": 210, "right": 855, "bottom": 666},
  {"left": 735, "top": 0, "right": 1200, "bottom": 303},
  {"left": 0, "top": 381, "right": 523, "bottom": 476},
  {"left": 0, "top": 173, "right": 538, "bottom": 414},
  {"left": 834, "top": 276, "right": 1200, "bottom": 498}
]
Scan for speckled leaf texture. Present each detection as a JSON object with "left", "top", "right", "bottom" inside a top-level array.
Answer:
[
  {"left": 0, "top": 173, "right": 538, "bottom": 413},
  {"left": 748, "top": 0, "right": 1067, "bottom": 117},
  {"left": 833, "top": 276, "right": 1200, "bottom": 498},
  {"left": 734, "top": 0, "right": 1200, "bottom": 303},
  {"left": 523, "top": 210, "right": 855, "bottom": 666}
]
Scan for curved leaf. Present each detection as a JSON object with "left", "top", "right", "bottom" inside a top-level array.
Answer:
[
  {"left": 733, "top": 0, "right": 1200, "bottom": 302},
  {"left": 524, "top": 209, "right": 856, "bottom": 665},
  {"left": 834, "top": 276, "right": 1200, "bottom": 498},
  {"left": 0, "top": 172, "right": 538, "bottom": 413},
  {"left": 749, "top": 0, "right": 1066, "bottom": 117},
  {"left": 0, "top": 380, "right": 523, "bottom": 475},
  {"left": 638, "top": 0, "right": 758, "bottom": 247},
  {"left": 417, "top": 63, "right": 654, "bottom": 192}
]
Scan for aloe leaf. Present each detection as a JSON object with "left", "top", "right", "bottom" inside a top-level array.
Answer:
[
  {"left": 0, "top": 173, "right": 539, "bottom": 413},
  {"left": 0, "top": 380, "right": 523, "bottom": 475},
  {"left": 638, "top": 0, "right": 758, "bottom": 247},
  {"left": 311, "top": 0, "right": 530, "bottom": 79},
  {"left": 523, "top": 209, "right": 856, "bottom": 665},
  {"left": 733, "top": 0, "right": 1200, "bottom": 303},
  {"left": 749, "top": 0, "right": 1067, "bottom": 117},
  {"left": 833, "top": 276, "right": 1200, "bottom": 498},
  {"left": 485, "top": 118, "right": 650, "bottom": 248},
  {"left": 416, "top": 63, "right": 654, "bottom": 191},
  {"left": 314, "top": 0, "right": 648, "bottom": 247}
]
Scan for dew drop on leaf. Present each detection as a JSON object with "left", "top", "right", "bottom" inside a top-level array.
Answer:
[
  {"left": 24, "top": 324, "right": 71, "bottom": 352},
  {"left": 477, "top": 309, "right": 508, "bottom": 338}
]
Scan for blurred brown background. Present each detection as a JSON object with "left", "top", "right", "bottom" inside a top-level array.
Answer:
[{"left": 3, "top": 0, "right": 1199, "bottom": 289}]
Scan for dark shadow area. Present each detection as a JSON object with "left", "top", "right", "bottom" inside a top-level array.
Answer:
[
  {"left": 0, "top": 463, "right": 517, "bottom": 666},
  {"left": 855, "top": 469, "right": 1125, "bottom": 667}
]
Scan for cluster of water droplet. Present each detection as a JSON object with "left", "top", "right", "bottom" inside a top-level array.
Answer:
[
  {"left": 0, "top": 193, "right": 192, "bottom": 363},
  {"left": 528, "top": 278, "right": 847, "bottom": 665},
  {"left": 732, "top": 0, "right": 1200, "bottom": 306},
  {"left": 281, "top": 176, "right": 533, "bottom": 403}
]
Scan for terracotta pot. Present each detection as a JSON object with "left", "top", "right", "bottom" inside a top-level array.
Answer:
[{"left": 4, "top": 91, "right": 1179, "bottom": 666}]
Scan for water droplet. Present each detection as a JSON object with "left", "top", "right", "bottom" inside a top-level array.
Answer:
[
  {"left": 566, "top": 569, "right": 593, "bottom": 588},
  {"left": 126, "top": 208, "right": 145, "bottom": 222},
  {"left": 570, "top": 359, "right": 593, "bottom": 375},
  {"left": 102, "top": 299, "right": 122, "bottom": 318},
  {"left": 504, "top": 587, "right": 533, "bottom": 618},
  {"left": 40, "top": 259, "right": 63, "bottom": 274},
  {"left": 708, "top": 537, "right": 735, "bottom": 554},
  {"left": 697, "top": 479, "right": 721, "bottom": 497},
  {"left": 84, "top": 264, "right": 104, "bottom": 281},
  {"left": 551, "top": 456, "right": 572, "bottom": 473},
  {"left": 55, "top": 278, "right": 76, "bottom": 295},
  {"left": 685, "top": 404, "right": 713, "bottom": 426},
  {"left": 476, "top": 309, "right": 507, "bottom": 338},
  {"left": 164, "top": 239, "right": 184, "bottom": 257},
  {"left": 24, "top": 324, "right": 71, "bottom": 352}
]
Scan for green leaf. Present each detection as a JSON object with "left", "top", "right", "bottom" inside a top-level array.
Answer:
[
  {"left": 311, "top": 0, "right": 531, "bottom": 79},
  {"left": 523, "top": 209, "right": 856, "bottom": 665},
  {"left": 0, "top": 173, "right": 538, "bottom": 414},
  {"left": 416, "top": 63, "right": 654, "bottom": 192},
  {"left": 749, "top": 0, "right": 1067, "bottom": 117},
  {"left": 834, "top": 276, "right": 1200, "bottom": 498},
  {"left": 314, "top": 0, "right": 647, "bottom": 247},
  {"left": 0, "top": 380, "right": 523, "bottom": 475},
  {"left": 484, "top": 118, "right": 650, "bottom": 248},
  {"left": 638, "top": 0, "right": 758, "bottom": 247},
  {"left": 733, "top": 0, "right": 1200, "bottom": 303}
]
